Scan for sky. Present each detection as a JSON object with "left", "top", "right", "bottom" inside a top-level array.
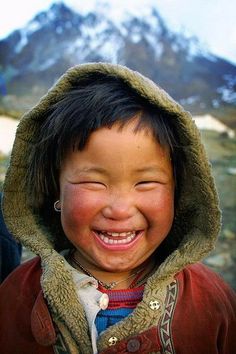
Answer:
[{"left": 0, "top": 0, "right": 235, "bottom": 65}]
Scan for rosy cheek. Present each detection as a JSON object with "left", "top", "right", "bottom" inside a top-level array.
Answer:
[
  {"left": 60, "top": 184, "right": 103, "bottom": 224},
  {"left": 140, "top": 189, "right": 174, "bottom": 220},
  {"left": 156, "top": 192, "right": 174, "bottom": 211}
]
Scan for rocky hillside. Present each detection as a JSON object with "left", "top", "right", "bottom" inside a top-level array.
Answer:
[{"left": 0, "top": 2, "right": 236, "bottom": 125}]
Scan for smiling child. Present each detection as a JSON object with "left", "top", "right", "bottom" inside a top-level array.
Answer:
[{"left": 0, "top": 63, "right": 235, "bottom": 354}]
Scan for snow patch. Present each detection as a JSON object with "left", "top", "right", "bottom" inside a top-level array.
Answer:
[
  {"left": 38, "top": 58, "right": 57, "bottom": 71},
  {"left": 74, "top": 18, "right": 124, "bottom": 63},
  {"left": 217, "top": 74, "right": 236, "bottom": 103},
  {"left": 98, "top": 37, "right": 123, "bottom": 63},
  {"left": 202, "top": 52, "right": 218, "bottom": 62},
  {"left": 130, "top": 33, "right": 141, "bottom": 43},
  {"left": 145, "top": 33, "right": 163, "bottom": 58},
  {"left": 187, "top": 38, "right": 202, "bottom": 60},
  {"left": 217, "top": 87, "right": 236, "bottom": 104},
  {"left": 67, "top": 0, "right": 159, "bottom": 31},
  {"left": 217, "top": 74, "right": 236, "bottom": 104},
  {"left": 15, "top": 29, "right": 28, "bottom": 53},
  {"left": 0, "top": 116, "right": 19, "bottom": 154},
  {"left": 27, "top": 20, "right": 41, "bottom": 33},
  {"left": 193, "top": 115, "right": 235, "bottom": 138},
  {"left": 81, "top": 20, "right": 109, "bottom": 38}
]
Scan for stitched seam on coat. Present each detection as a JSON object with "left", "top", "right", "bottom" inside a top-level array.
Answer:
[{"left": 159, "top": 280, "right": 178, "bottom": 354}]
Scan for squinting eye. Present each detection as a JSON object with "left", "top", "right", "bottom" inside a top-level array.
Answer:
[
  {"left": 137, "top": 181, "right": 157, "bottom": 185},
  {"left": 135, "top": 181, "right": 159, "bottom": 190},
  {"left": 77, "top": 182, "right": 106, "bottom": 190}
]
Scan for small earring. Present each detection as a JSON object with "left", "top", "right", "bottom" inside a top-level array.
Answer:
[{"left": 54, "top": 200, "right": 61, "bottom": 212}]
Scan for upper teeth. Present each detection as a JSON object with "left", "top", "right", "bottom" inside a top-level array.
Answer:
[
  {"left": 98, "top": 231, "right": 137, "bottom": 245},
  {"left": 101, "top": 231, "right": 136, "bottom": 237}
]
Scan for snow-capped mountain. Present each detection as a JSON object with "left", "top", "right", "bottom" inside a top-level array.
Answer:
[{"left": 0, "top": 2, "right": 236, "bottom": 123}]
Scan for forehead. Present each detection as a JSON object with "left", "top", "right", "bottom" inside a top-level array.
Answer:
[{"left": 61, "top": 119, "right": 172, "bottom": 175}]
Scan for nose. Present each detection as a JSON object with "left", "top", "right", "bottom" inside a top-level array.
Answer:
[{"left": 102, "top": 191, "right": 136, "bottom": 220}]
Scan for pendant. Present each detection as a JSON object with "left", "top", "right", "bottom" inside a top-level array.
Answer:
[{"left": 105, "top": 281, "right": 117, "bottom": 290}]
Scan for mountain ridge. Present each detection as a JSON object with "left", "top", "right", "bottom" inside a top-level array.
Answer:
[{"left": 0, "top": 2, "right": 236, "bottom": 126}]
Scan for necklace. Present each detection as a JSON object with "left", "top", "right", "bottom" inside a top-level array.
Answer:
[{"left": 69, "top": 252, "right": 147, "bottom": 290}]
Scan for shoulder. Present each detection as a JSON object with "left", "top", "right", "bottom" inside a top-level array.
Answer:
[
  {"left": 0, "top": 256, "right": 42, "bottom": 336},
  {"left": 0, "top": 256, "right": 42, "bottom": 297},
  {"left": 172, "top": 263, "right": 236, "bottom": 352},
  {"left": 176, "top": 262, "right": 236, "bottom": 313},
  {"left": 176, "top": 262, "right": 235, "bottom": 292},
  {"left": 179, "top": 262, "right": 233, "bottom": 288},
  {"left": 0, "top": 257, "right": 54, "bottom": 351}
]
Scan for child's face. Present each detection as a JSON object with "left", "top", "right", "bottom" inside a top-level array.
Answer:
[{"left": 59, "top": 119, "right": 175, "bottom": 273}]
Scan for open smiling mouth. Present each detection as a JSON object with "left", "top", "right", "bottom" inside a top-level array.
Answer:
[{"left": 94, "top": 230, "right": 143, "bottom": 245}]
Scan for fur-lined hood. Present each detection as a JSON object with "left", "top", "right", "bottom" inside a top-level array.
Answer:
[{"left": 2, "top": 63, "right": 221, "bottom": 352}]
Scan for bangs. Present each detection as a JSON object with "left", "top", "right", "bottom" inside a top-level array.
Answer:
[{"left": 27, "top": 73, "right": 181, "bottom": 209}]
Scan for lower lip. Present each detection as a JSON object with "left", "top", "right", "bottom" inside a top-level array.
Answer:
[{"left": 92, "top": 230, "right": 144, "bottom": 251}]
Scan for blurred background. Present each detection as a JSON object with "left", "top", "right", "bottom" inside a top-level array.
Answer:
[{"left": 0, "top": 0, "right": 235, "bottom": 288}]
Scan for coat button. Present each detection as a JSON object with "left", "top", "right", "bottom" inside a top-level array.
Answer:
[
  {"left": 108, "top": 336, "right": 118, "bottom": 346},
  {"left": 127, "top": 338, "right": 141, "bottom": 352},
  {"left": 149, "top": 300, "right": 161, "bottom": 310}
]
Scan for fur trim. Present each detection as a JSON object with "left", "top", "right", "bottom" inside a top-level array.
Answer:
[{"left": 2, "top": 63, "right": 221, "bottom": 349}]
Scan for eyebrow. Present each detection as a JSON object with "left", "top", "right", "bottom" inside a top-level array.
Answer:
[
  {"left": 134, "top": 166, "right": 168, "bottom": 174},
  {"left": 74, "top": 167, "right": 109, "bottom": 175},
  {"left": 76, "top": 165, "right": 168, "bottom": 175}
]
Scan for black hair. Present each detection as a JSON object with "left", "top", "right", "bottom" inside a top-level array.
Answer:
[{"left": 27, "top": 72, "right": 181, "bottom": 209}]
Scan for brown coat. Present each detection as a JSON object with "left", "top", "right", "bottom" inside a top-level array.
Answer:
[
  {"left": 1, "top": 257, "right": 235, "bottom": 354},
  {"left": 1, "top": 63, "right": 235, "bottom": 353}
]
